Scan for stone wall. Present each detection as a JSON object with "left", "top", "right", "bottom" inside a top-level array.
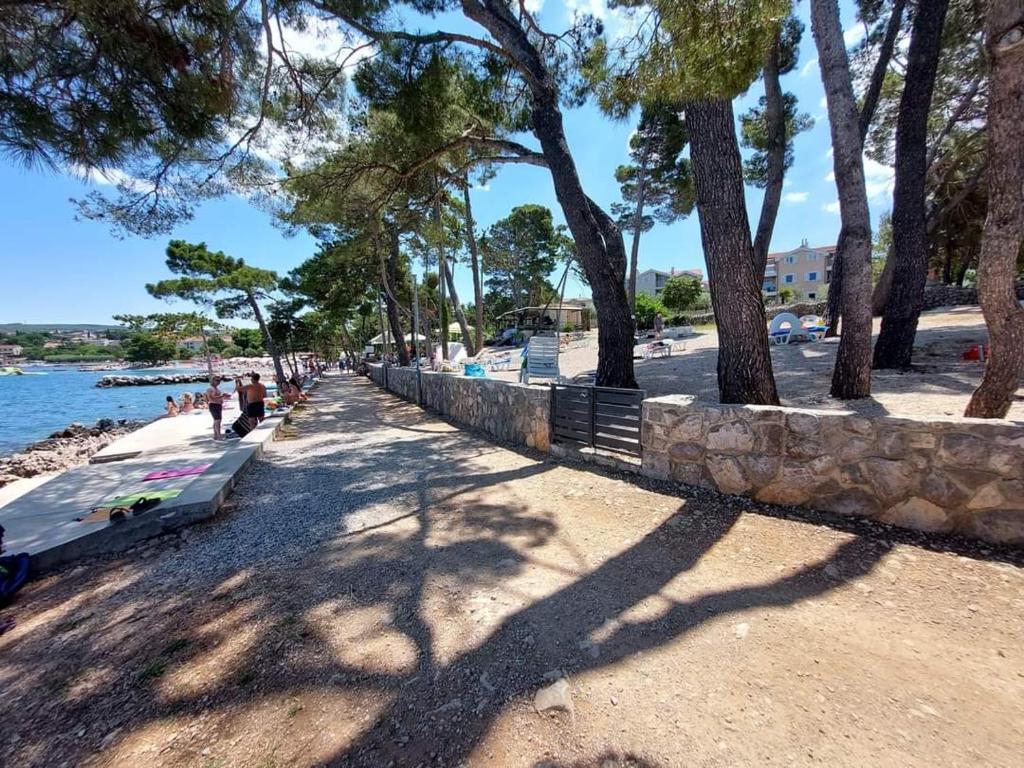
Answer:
[
  {"left": 920, "top": 281, "right": 1024, "bottom": 311},
  {"left": 642, "top": 396, "right": 1024, "bottom": 546},
  {"left": 367, "top": 364, "right": 550, "bottom": 451}
]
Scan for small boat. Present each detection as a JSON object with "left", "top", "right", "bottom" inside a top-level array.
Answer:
[{"left": 0, "top": 366, "right": 25, "bottom": 376}]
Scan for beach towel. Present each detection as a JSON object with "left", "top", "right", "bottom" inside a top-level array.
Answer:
[
  {"left": 94, "top": 489, "right": 183, "bottom": 509},
  {"left": 142, "top": 464, "right": 211, "bottom": 482}
]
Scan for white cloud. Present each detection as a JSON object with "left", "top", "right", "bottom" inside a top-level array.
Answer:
[
  {"left": 799, "top": 57, "right": 819, "bottom": 78},
  {"left": 783, "top": 191, "right": 809, "bottom": 204},
  {"left": 565, "top": 0, "right": 607, "bottom": 20},
  {"left": 524, "top": 0, "right": 545, "bottom": 12},
  {"left": 473, "top": 183, "right": 491, "bottom": 193},
  {"left": 844, "top": 24, "right": 867, "bottom": 48},
  {"left": 863, "top": 156, "right": 895, "bottom": 200},
  {"left": 823, "top": 201, "right": 841, "bottom": 214},
  {"left": 819, "top": 95, "right": 829, "bottom": 110},
  {"left": 824, "top": 170, "right": 835, "bottom": 182},
  {"left": 71, "top": 165, "right": 154, "bottom": 194}
]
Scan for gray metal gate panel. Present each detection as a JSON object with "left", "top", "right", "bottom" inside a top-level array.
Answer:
[
  {"left": 551, "top": 384, "right": 644, "bottom": 457},
  {"left": 551, "top": 384, "right": 592, "bottom": 446}
]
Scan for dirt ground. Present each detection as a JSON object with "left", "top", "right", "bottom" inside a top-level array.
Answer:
[
  {"left": 1, "top": 376, "right": 1023, "bottom": 768},
  {"left": 486, "top": 307, "right": 1024, "bottom": 421}
]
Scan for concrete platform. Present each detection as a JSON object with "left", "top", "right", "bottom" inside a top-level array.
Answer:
[{"left": 0, "top": 395, "right": 303, "bottom": 572}]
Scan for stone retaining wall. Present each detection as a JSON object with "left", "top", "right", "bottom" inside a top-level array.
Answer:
[
  {"left": 368, "top": 365, "right": 550, "bottom": 450},
  {"left": 642, "top": 396, "right": 1024, "bottom": 546}
]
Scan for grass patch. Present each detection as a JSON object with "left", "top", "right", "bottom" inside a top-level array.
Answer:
[
  {"left": 138, "top": 659, "right": 168, "bottom": 681},
  {"left": 162, "top": 637, "right": 190, "bottom": 655}
]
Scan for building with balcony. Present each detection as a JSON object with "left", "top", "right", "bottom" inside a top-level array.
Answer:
[
  {"left": 635, "top": 267, "right": 705, "bottom": 299},
  {"left": 763, "top": 240, "right": 836, "bottom": 300}
]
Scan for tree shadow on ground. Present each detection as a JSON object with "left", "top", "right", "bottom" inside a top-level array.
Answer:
[{"left": 0, "top": 377, "right": 999, "bottom": 768}]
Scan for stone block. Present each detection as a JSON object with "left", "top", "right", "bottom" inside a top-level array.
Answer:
[
  {"left": 668, "top": 441, "right": 704, "bottom": 463},
  {"left": 753, "top": 423, "right": 785, "bottom": 454},
  {"left": 671, "top": 461, "right": 707, "bottom": 488},
  {"left": 938, "top": 433, "right": 990, "bottom": 468},
  {"left": 822, "top": 488, "right": 883, "bottom": 517},
  {"left": 705, "top": 421, "right": 754, "bottom": 453},
  {"left": 705, "top": 454, "right": 749, "bottom": 495},
  {"left": 919, "top": 471, "right": 970, "bottom": 509},
  {"left": 863, "top": 458, "right": 919, "bottom": 503},
  {"left": 741, "top": 454, "right": 782, "bottom": 487},
  {"left": 966, "top": 509, "right": 1024, "bottom": 547},
  {"left": 786, "top": 437, "right": 824, "bottom": 461},
  {"left": 756, "top": 482, "right": 810, "bottom": 506},
  {"left": 879, "top": 497, "right": 953, "bottom": 534},
  {"left": 671, "top": 414, "right": 705, "bottom": 441},
  {"left": 786, "top": 412, "right": 821, "bottom": 436},
  {"left": 643, "top": 454, "right": 671, "bottom": 481},
  {"left": 844, "top": 416, "right": 875, "bottom": 436}
]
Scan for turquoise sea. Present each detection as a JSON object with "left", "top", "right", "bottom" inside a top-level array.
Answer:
[{"left": 0, "top": 366, "right": 231, "bottom": 454}]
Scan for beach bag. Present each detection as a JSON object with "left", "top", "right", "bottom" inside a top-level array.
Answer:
[
  {"left": 464, "top": 363, "right": 486, "bottom": 378},
  {"left": 231, "top": 414, "right": 254, "bottom": 438}
]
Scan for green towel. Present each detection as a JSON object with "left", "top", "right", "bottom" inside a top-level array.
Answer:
[{"left": 95, "top": 489, "right": 183, "bottom": 508}]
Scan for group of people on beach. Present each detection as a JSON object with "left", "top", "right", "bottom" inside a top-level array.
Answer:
[{"left": 164, "top": 371, "right": 312, "bottom": 441}]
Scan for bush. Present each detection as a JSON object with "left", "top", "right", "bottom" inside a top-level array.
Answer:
[
  {"left": 221, "top": 344, "right": 244, "bottom": 358},
  {"left": 634, "top": 294, "right": 667, "bottom": 330},
  {"left": 660, "top": 275, "right": 704, "bottom": 313}
]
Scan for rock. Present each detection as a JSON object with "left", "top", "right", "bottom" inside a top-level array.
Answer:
[
  {"left": 880, "top": 498, "right": 952, "bottom": 534},
  {"left": 734, "top": 622, "right": 750, "bottom": 639},
  {"left": 706, "top": 422, "right": 755, "bottom": 453},
  {"left": 534, "top": 678, "right": 573, "bottom": 715}
]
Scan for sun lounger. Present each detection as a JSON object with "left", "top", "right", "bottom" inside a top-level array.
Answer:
[{"left": 768, "top": 312, "right": 810, "bottom": 345}]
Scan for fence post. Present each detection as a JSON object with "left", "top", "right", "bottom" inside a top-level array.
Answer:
[
  {"left": 549, "top": 383, "right": 556, "bottom": 446},
  {"left": 588, "top": 386, "right": 596, "bottom": 450}
]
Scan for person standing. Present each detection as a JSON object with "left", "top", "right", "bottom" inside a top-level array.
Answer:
[
  {"left": 243, "top": 372, "right": 267, "bottom": 423},
  {"left": 653, "top": 312, "right": 664, "bottom": 340},
  {"left": 206, "top": 376, "right": 226, "bottom": 440}
]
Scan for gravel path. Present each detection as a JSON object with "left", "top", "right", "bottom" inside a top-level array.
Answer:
[{"left": 1, "top": 375, "right": 1022, "bottom": 767}]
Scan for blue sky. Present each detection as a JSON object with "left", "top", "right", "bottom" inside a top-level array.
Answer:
[{"left": 0, "top": 0, "right": 890, "bottom": 326}]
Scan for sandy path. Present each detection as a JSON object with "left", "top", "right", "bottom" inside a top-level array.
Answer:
[
  {"left": 1, "top": 375, "right": 1022, "bottom": 767},
  {"left": 486, "top": 307, "right": 1023, "bottom": 421}
]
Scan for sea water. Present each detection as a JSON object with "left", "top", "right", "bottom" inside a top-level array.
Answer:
[{"left": 0, "top": 367, "right": 237, "bottom": 454}]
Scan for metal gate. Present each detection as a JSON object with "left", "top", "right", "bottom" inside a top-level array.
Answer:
[{"left": 550, "top": 384, "right": 645, "bottom": 457}]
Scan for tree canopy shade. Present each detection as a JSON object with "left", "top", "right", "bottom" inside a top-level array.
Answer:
[{"left": 147, "top": 240, "right": 287, "bottom": 382}]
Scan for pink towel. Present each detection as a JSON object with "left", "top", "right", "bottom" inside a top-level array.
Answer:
[{"left": 143, "top": 464, "right": 211, "bottom": 481}]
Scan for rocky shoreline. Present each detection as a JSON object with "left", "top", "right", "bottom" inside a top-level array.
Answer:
[
  {"left": 0, "top": 419, "right": 147, "bottom": 488},
  {"left": 96, "top": 368, "right": 278, "bottom": 387}
]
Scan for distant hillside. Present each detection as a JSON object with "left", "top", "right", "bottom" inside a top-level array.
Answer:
[{"left": 0, "top": 323, "right": 121, "bottom": 334}]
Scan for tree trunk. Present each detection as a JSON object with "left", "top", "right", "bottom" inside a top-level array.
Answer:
[
  {"left": 199, "top": 324, "right": 214, "bottom": 378},
  {"left": 871, "top": 246, "right": 895, "bottom": 315},
  {"left": 627, "top": 145, "right": 650, "bottom": 311},
  {"left": 827, "top": 0, "right": 906, "bottom": 334},
  {"left": 435, "top": 194, "right": 476, "bottom": 356},
  {"left": 383, "top": 230, "right": 410, "bottom": 366},
  {"left": 246, "top": 293, "right": 287, "bottom": 384},
  {"left": 437, "top": 225, "right": 449, "bottom": 362},
  {"left": 752, "top": 32, "right": 786, "bottom": 275},
  {"left": 965, "top": 0, "right": 1024, "bottom": 418},
  {"left": 873, "top": 0, "right": 951, "bottom": 369},
  {"left": 812, "top": 0, "right": 873, "bottom": 399},
  {"left": 462, "top": 175, "right": 485, "bottom": 353},
  {"left": 462, "top": 0, "right": 637, "bottom": 388},
  {"left": 685, "top": 99, "right": 780, "bottom": 405}
]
